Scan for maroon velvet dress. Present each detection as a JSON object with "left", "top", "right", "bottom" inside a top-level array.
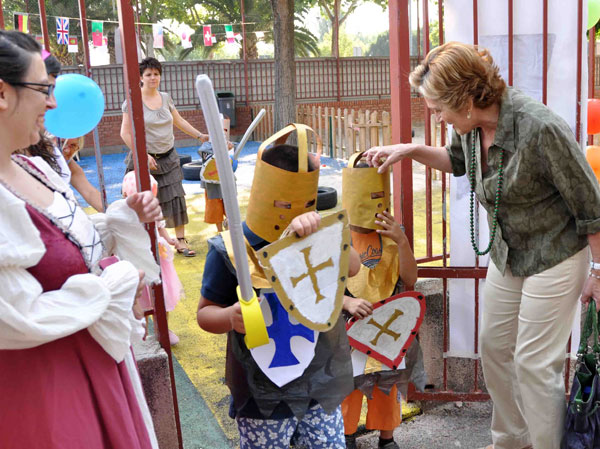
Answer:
[{"left": 0, "top": 204, "right": 152, "bottom": 448}]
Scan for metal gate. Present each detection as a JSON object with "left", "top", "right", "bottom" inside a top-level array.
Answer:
[{"left": 389, "top": 0, "right": 592, "bottom": 402}]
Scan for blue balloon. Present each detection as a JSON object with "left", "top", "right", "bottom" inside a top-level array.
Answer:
[{"left": 45, "top": 74, "right": 105, "bottom": 138}]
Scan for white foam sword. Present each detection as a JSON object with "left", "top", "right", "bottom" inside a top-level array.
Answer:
[{"left": 195, "top": 75, "right": 269, "bottom": 349}]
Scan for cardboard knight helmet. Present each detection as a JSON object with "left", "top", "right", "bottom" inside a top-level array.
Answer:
[
  {"left": 342, "top": 151, "right": 391, "bottom": 230},
  {"left": 246, "top": 123, "right": 322, "bottom": 242}
]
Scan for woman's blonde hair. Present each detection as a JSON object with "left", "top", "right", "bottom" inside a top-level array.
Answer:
[
  {"left": 409, "top": 41, "right": 506, "bottom": 111},
  {"left": 62, "top": 136, "right": 85, "bottom": 153}
]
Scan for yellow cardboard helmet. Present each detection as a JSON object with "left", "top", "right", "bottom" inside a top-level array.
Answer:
[
  {"left": 246, "top": 123, "right": 322, "bottom": 243},
  {"left": 342, "top": 151, "right": 391, "bottom": 229}
]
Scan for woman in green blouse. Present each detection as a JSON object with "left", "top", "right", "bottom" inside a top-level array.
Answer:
[{"left": 364, "top": 41, "right": 600, "bottom": 449}]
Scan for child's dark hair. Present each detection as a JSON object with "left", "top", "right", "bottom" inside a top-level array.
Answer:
[
  {"left": 139, "top": 57, "right": 162, "bottom": 76},
  {"left": 261, "top": 144, "right": 318, "bottom": 172},
  {"left": 44, "top": 55, "right": 61, "bottom": 77},
  {"left": 0, "top": 30, "right": 41, "bottom": 86},
  {"left": 17, "top": 132, "right": 63, "bottom": 176}
]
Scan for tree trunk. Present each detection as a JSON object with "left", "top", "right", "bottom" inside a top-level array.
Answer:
[
  {"left": 239, "top": 33, "right": 259, "bottom": 59},
  {"left": 107, "top": 25, "right": 116, "bottom": 64},
  {"left": 143, "top": 32, "right": 155, "bottom": 58},
  {"left": 331, "top": 0, "right": 340, "bottom": 58},
  {"left": 247, "top": 33, "right": 259, "bottom": 59},
  {"left": 270, "top": 0, "right": 296, "bottom": 133}
]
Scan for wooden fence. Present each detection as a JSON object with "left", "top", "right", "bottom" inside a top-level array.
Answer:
[{"left": 251, "top": 104, "right": 392, "bottom": 160}]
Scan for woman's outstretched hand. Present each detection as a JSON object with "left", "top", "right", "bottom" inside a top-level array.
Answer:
[
  {"left": 126, "top": 191, "right": 163, "bottom": 223},
  {"left": 363, "top": 144, "right": 414, "bottom": 173}
]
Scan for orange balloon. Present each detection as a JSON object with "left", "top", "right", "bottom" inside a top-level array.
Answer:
[
  {"left": 586, "top": 146, "right": 600, "bottom": 182},
  {"left": 588, "top": 99, "right": 600, "bottom": 135}
]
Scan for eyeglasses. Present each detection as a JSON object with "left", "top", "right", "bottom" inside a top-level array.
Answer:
[{"left": 11, "top": 82, "right": 55, "bottom": 98}]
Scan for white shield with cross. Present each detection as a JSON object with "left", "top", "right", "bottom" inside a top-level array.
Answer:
[
  {"left": 249, "top": 289, "right": 319, "bottom": 387},
  {"left": 259, "top": 211, "right": 351, "bottom": 332},
  {"left": 346, "top": 291, "right": 426, "bottom": 370}
]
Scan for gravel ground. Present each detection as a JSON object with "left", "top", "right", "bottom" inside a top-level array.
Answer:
[{"left": 355, "top": 401, "right": 493, "bottom": 449}]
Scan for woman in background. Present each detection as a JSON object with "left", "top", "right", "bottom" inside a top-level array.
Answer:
[{"left": 120, "top": 56, "right": 209, "bottom": 257}]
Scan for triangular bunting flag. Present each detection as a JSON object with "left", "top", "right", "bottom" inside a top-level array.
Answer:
[
  {"left": 152, "top": 24, "right": 163, "bottom": 49},
  {"left": 225, "top": 24, "right": 235, "bottom": 44},
  {"left": 56, "top": 17, "right": 69, "bottom": 45},
  {"left": 91, "top": 21, "right": 103, "bottom": 47},
  {"left": 181, "top": 30, "right": 193, "bottom": 49},
  {"left": 14, "top": 13, "right": 28, "bottom": 33},
  {"left": 203, "top": 25, "right": 212, "bottom": 46},
  {"left": 68, "top": 36, "right": 78, "bottom": 53}
]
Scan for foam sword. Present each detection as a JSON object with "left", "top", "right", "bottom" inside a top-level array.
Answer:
[{"left": 195, "top": 75, "right": 269, "bottom": 349}]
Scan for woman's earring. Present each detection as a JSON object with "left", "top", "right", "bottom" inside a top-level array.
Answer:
[{"left": 467, "top": 110, "right": 471, "bottom": 120}]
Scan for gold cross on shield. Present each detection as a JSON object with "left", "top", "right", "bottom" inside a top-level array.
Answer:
[
  {"left": 291, "top": 247, "right": 334, "bottom": 303},
  {"left": 368, "top": 309, "right": 404, "bottom": 346}
]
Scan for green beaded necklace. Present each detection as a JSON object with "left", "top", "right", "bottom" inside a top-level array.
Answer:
[{"left": 469, "top": 129, "right": 504, "bottom": 256}]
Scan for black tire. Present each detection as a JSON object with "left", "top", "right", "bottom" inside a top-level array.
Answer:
[
  {"left": 179, "top": 154, "right": 192, "bottom": 166},
  {"left": 316, "top": 186, "right": 337, "bottom": 211},
  {"left": 182, "top": 161, "right": 203, "bottom": 181}
]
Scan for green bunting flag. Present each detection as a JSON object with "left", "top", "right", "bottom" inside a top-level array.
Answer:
[
  {"left": 91, "top": 21, "right": 103, "bottom": 46},
  {"left": 225, "top": 24, "right": 234, "bottom": 44}
]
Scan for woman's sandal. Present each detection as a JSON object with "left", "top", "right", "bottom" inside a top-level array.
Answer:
[{"left": 176, "top": 237, "right": 196, "bottom": 257}]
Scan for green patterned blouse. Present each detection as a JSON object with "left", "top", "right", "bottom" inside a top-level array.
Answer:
[{"left": 446, "top": 87, "right": 600, "bottom": 276}]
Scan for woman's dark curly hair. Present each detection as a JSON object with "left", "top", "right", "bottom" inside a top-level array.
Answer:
[
  {"left": 139, "top": 57, "right": 162, "bottom": 76},
  {"left": 17, "top": 132, "right": 63, "bottom": 176}
]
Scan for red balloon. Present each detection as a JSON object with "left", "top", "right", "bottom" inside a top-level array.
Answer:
[
  {"left": 586, "top": 146, "right": 600, "bottom": 182},
  {"left": 588, "top": 99, "right": 600, "bottom": 135}
]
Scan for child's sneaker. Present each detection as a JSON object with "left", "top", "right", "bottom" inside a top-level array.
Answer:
[
  {"left": 168, "top": 329, "right": 179, "bottom": 346},
  {"left": 379, "top": 439, "right": 399, "bottom": 449},
  {"left": 345, "top": 434, "right": 357, "bottom": 449}
]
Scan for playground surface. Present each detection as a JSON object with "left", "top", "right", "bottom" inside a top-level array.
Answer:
[{"left": 76, "top": 142, "right": 493, "bottom": 448}]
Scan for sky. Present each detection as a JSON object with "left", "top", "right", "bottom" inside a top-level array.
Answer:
[{"left": 304, "top": 3, "right": 390, "bottom": 37}]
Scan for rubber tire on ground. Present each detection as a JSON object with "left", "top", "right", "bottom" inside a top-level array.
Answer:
[
  {"left": 179, "top": 154, "right": 192, "bottom": 166},
  {"left": 316, "top": 186, "right": 337, "bottom": 211},
  {"left": 182, "top": 161, "right": 203, "bottom": 181}
]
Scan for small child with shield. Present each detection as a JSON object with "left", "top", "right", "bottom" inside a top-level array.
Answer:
[
  {"left": 340, "top": 153, "right": 422, "bottom": 449},
  {"left": 196, "top": 124, "right": 361, "bottom": 449}
]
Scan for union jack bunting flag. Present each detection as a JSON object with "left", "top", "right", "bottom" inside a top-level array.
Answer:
[{"left": 56, "top": 17, "right": 69, "bottom": 45}]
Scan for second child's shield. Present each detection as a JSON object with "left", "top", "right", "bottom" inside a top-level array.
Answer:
[
  {"left": 259, "top": 211, "right": 351, "bottom": 332},
  {"left": 346, "top": 291, "right": 426, "bottom": 369}
]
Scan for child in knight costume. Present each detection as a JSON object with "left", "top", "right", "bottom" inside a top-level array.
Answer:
[
  {"left": 340, "top": 152, "right": 423, "bottom": 449},
  {"left": 197, "top": 124, "right": 359, "bottom": 449}
]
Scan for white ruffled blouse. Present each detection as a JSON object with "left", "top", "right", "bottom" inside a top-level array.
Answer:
[{"left": 0, "top": 156, "right": 160, "bottom": 362}]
